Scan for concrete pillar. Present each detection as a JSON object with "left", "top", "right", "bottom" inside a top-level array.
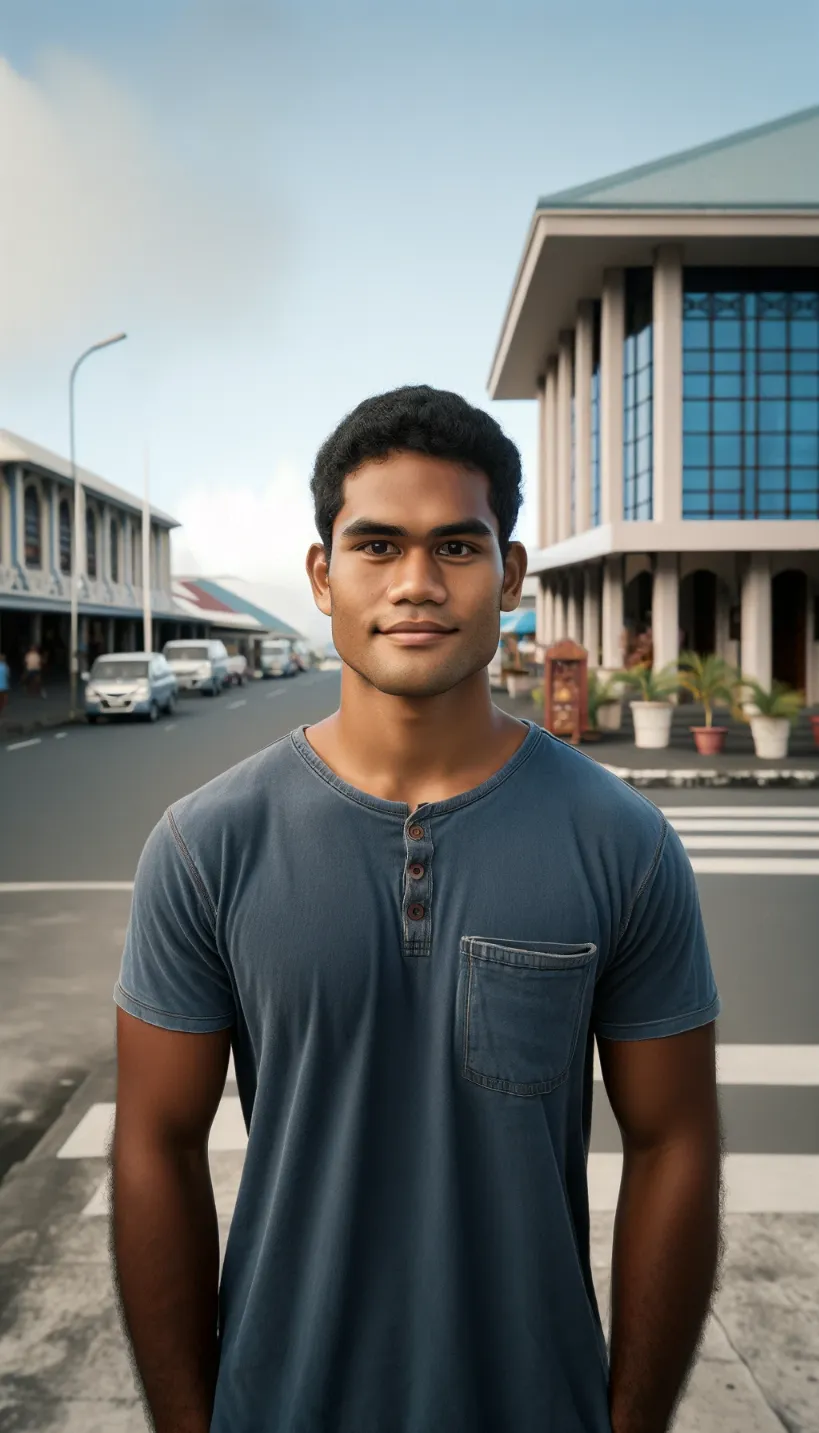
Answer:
[
  {"left": 544, "top": 359, "right": 558, "bottom": 548},
  {"left": 652, "top": 245, "right": 683, "bottom": 523},
  {"left": 12, "top": 467, "right": 24, "bottom": 567},
  {"left": 556, "top": 333, "right": 573, "bottom": 542},
  {"left": 583, "top": 565, "right": 601, "bottom": 666},
  {"left": 543, "top": 584, "right": 555, "bottom": 646},
  {"left": 567, "top": 572, "right": 582, "bottom": 642},
  {"left": 574, "top": 302, "right": 594, "bottom": 536},
  {"left": 652, "top": 552, "right": 680, "bottom": 672},
  {"left": 537, "top": 378, "right": 548, "bottom": 550},
  {"left": 602, "top": 555, "right": 624, "bottom": 670},
  {"left": 740, "top": 554, "right": 772, "bottom": 689},
  {"left": 600, "top": 270, "right": 625, "bottom": 526},
  {"left": 76, "top": 484, "right": 86, "bottom": 576}
]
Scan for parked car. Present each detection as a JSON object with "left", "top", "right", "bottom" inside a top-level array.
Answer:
[
  {"left": 260, "top": 636, "right": 299, "bottom": 678},
  {"left": 162, "top": 639, "right": 229, "bottom": 695},
  {"left": 84, "top": 652, "right": 177, "bottom": 724},
  {"left": 226, "top": 653, "right": 249, "bottom": 686}
]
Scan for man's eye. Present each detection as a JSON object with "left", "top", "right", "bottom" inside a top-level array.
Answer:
[
  {"left": 362, "top": 541, "right": 396, "bottom": 556},
  {"left": 439, "top": 541, "right": 472, "bottom": 557}
]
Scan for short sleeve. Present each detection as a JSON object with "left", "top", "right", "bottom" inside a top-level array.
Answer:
[
  {"left": 115, "top": 811, "right": 235, "bottom": 1033},
  {"left": 592, "top": 820, "right": 720, "bottom": 1041}
]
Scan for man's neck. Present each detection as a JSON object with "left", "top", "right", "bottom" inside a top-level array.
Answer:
[{"left": 305, "top": 669, "right": 528, "bottom": 810}]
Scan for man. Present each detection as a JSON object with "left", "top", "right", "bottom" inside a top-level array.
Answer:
[
  {"left": 23, "top": 644, "right": 45, "bottom": 698},
  {"left": 0, "top": 652, "right": 9, "bottom": 719},
  {"left": 111, "top": 386, "right": 722, "bottom": 1433}
]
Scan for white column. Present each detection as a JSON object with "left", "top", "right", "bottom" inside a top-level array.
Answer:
[
  {"left": 567, "top": 572, "right": 582, "bottom": 642},
  {"left": 76, "top": 483, "right": 86, "bottom": 575},
  {"left": 652, "top": 552, "right": 679, "bottom": 672},
  {"left": 602, "top": 555, "right": 624, "bottom": 670},
  {"left": 583, "top": 565, "right": 600, "bottom": 665},
  {"left": 13, "top": 467, "right": 24, "bottom": 567},
  {"left": 537, "top": 378, "right": 548, "bottom": 550},
  {"left": 652, "top": 245, "right": 683, "bottom": 523},
  {"left": 600, "top": 270, "right": 625, "bottom": 526},
  {"left": 556, "top": 333, "right": 573, "bottom": 542},
  {"left": 539, "top": 582, "right": 556, "bottom": 648},
  {"left": 740, "top": 554, "right": 772, "bottom": 689},
  {"left": 574, "top": 302, "right": 594, "bottom": 535},
  {"left": 544, "top": 359, "right": 558, "bottom": 548}
]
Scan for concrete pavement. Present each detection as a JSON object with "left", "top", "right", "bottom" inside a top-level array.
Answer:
[{"left": 0, "top": 673, "right": 817, "bottom": 1429}]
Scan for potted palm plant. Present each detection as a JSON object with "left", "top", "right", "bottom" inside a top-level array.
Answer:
[
  {"left": 735, "top": 679, "right": 804, "bottom": 760},
  {"left": 583, "top": 671, "right": 622, "bottom": 739},
  {"left": 677, "top": 652, "right": 737, "bottom": 756},
  {"left": 617, "top": 662, "right": 679, "bottom": 749}
]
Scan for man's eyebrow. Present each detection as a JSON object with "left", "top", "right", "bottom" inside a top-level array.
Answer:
[{"left": 340, "top": 518, "right": 494, "bottom": 541}]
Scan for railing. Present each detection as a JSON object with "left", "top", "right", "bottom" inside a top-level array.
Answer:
[{"left": 0, "top": 564, "right": 175, "bottom": 615}]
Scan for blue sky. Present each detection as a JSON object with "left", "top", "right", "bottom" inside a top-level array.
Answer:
[{"left": 1, "top": 0, "right": 817, "bottom": 635}]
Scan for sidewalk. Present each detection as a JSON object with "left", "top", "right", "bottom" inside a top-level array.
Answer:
[
  {"left": 1, "top": 680, "right": 76, "bottom": 741},
  {"left": 498, "top": 694, "right": 819, "bottom": 787},
  {"left": 0, "top": 1059, "right": 815, "bottom": 1430}
]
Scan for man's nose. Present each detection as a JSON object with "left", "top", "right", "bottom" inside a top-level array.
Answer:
[{"left": 387, "top": 549, "right": 448, "bottom": 605}]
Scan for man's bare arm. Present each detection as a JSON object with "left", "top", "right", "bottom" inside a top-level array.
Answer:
[
  {"left": 598, "top": 1024, "right": 723, "bottom": 1433},
  {"left": 110, "top": 1008, "right": 232, "bottom": 1433}
]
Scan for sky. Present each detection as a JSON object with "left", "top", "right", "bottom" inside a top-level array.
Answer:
[{"left": 1, "top": 0, "right": 818, "bottom": 639}]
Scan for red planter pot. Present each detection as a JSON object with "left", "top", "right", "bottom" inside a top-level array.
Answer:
[
  {"left": 690, "top": 726, "right": 728, "bottom": 756},
  {"left": 811, "top": 714, "right": 819, "bottom": 749}
]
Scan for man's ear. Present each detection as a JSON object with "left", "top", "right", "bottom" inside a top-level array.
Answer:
[
  {"left": 306, "top": 543, "right": 332, "bottom": 617},
  {"left": 500, "top": 541, "right": 527, "bottom": 612}
]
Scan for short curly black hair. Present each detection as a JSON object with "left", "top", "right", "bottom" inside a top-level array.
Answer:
[{"left": 310, "top": 385, "right": 523, "bottom": 555}]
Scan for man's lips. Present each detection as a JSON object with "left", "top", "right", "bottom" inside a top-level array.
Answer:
[{"left": 376, "top": 622, "right": 457, "bottom": 646}]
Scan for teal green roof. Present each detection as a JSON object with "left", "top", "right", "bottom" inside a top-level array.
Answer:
[{"left": 539, "top": 106, "right": 819, "bottom": 210}]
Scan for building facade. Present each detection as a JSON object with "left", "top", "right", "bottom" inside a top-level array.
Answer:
[
  {"left": 0, "top": 431, "right": 178, "bottom": 675},
  {"left": 489, "top": 106, "right": 819, "bottom": 703}
]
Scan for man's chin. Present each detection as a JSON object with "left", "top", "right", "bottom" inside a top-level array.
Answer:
[{"left": 352, "top": 654, "right": 487, "bottom": 700}]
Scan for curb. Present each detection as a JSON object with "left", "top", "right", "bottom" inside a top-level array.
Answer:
[{"left": 602, "top": 765, "right": 819, "bottom": 788}]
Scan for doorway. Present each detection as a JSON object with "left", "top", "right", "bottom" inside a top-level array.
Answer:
[
  {"left": 679, "top": 570, "right": 717, "bottom": 656},
  {"left": 772, "top": 570, "right": 807, "bottom": 692}
]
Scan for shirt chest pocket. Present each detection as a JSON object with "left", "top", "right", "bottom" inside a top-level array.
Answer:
[{"left": 456, "top": 937, "right": 597, "bottom": 1097}]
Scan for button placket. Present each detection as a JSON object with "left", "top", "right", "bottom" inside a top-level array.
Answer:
[{"left": 403, "top": 811, "right": 433, "bottom": 957}]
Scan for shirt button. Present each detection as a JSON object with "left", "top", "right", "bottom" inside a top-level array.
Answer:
[
  {"left": 408, "top": 862, "right": 424, "bottom": 880},
  {"left": 408, "top": 824, "right": 424, "bottom": 840},
  {"left": 408, "top": 903, "right": 425, "bottom": 922}
]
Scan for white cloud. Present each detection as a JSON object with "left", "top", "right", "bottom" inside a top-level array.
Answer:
[
  {"left": 171, "top": 462, "right": 331, "bottom": 643},
  {"left": 0, "top": 50, "right": 280, "bottom": 361}
]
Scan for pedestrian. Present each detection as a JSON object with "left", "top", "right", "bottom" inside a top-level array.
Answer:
[
  {"left": 111, "top": 386, "right": 722, "bottom": 1433},
  {"left": 23, "top": 644, "right": 45, "bottom": 698},
  {"left": 0, "top": 653, "right": 8, "bottom": 719}
]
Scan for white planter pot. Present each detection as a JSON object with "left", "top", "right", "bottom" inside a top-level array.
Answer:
[
  {"left": 631, "top": 701, "right": 673, "bottom": 750},
  {"left": 506, "top": 674, "right": 536, "bottom": 699},
  {"left": 596, "top": 701, "right": 622, "bottom": 733},
  {"left": 750, "top": 715, "right": 790, "bottom": 760}
]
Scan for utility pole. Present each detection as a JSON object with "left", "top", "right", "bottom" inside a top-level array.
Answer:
[{"left": 68, "top": 333, "right": 127, "bottom": 717}]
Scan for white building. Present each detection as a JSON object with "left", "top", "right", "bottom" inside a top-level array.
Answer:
[
  {"left": 489, "top": 105, "right": 819, "bottom": 703},
  {"left": 0, "top": 431, "right": 177, "bottom": 674}
]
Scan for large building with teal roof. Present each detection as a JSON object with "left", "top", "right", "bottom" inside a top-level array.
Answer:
[{"left": 489, "top": 105, "right": 819, "bottom": 704}]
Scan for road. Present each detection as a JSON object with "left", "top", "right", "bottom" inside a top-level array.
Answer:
[{"left": 1, "top": 673, "right": 817, "bottom": 1430}]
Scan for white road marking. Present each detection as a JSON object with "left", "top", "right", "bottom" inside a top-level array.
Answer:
[
  {"left": 674, "top": 818, "right": 819, "bottom": 833},
  {"left": 683, "top": 835, "right": 819, "bottom": 851},
  {"left": 594, "top": 1045, "right": 819, "bottom": 1086},
  {"left": 164, "top": 723, "right": 177, "bottom": 731},
  {"left": 6, "top": 738, "right": 42, "bottom": 751},
  {"left": 227, "top": 699, "right": 247, "bottom": 710},
  {"left": 662, "top": 806, "right": 819, "bottom": 819},
  {"left": 0, "top": 881, "right": 134, "bottom": 894},
  {"left": 54, "top": 732, "right": 67, "bottom": 740},
  {"left": 586, "top": 1153, "right": 819, "bottom": 1214},
  {"left": 689, "top": 857, "right": 819, "bottom": 875},
  {"left": 265, "top": 689, "right": 284, "bottom": 698},
  {"left": 63, "top": 1098, "right": 246, "bottom": 1163}
]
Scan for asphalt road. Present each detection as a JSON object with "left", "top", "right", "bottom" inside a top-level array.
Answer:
[{"left": 1, "top": 671, "right": 817, "bottom": 1189}]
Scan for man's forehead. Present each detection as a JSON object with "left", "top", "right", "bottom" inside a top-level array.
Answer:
[{"left": 338, "top": 454, "right": 494, "bottom": 515}]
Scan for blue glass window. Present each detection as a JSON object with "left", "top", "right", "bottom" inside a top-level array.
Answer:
[
  {"left": 683, "top": 270, "right": 819, "bottom": 519},
  {"left": 623, "top": 270, "right": 653, "bottom": 519}
]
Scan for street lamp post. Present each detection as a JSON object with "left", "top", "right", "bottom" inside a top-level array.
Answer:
[{"left": 68, "top": 333, "right": 127, "bottom": 718}]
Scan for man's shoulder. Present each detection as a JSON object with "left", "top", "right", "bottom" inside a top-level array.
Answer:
[
  {"left": 528, "top": 726, "right": 666, "bottom": 847},
  {"left": 169, "top": 730, "right": 303, "bottom": 842}
]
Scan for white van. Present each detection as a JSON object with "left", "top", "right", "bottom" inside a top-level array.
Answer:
[
  {"left": 260, "top": 636, "right": 299, "bottom": 678},
  {"left": 162, "top": 639, "right": 229, "bottom": 696}
]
